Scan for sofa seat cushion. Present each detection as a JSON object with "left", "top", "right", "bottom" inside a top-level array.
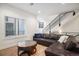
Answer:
[
  {"left": 33, "top": 38, "right": 56, "bottom": 46},
  {"left": 45, "top": 42, "right": 79, "bottom": 56},
  {"left": 40, "top": 39, "right": 56, "bottom": 43}
]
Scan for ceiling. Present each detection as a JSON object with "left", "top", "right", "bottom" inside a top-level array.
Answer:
[{"left": 8, "top": 3, "right": 79, "bottom": 17}]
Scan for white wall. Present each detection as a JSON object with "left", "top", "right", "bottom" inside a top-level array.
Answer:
[
  {"left": 51, "top": 13, "right": 73, "bottom": 32},
  {"left": 0, "top": 4, "right": 38, "bottom": 50},
  {"left": 44, "top": 12, "right": 79, "bottom": 33},
  {"left": 61, "top": 12, "right": 79, "bottom": 32}
]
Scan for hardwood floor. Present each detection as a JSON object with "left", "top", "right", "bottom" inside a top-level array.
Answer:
[{"left": 0, "top": 44, "right": 47, "bottom": 56}]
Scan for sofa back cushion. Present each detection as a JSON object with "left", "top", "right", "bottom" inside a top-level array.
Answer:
[
  {"left": 44, "top": 33, "right": 60, "bottom": 40},
  {"left": 34, "top": 33, "right": 44, "bottom": 38},
  {"left": 50, "top": 34, "right": 60, "bottom": 40},
  {"left": 44, "top": 34, "right": 50, "bottom": 39}
]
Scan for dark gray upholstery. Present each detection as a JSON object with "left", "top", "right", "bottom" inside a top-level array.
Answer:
[{"left": 33, "top": 33, "right": 60, "bottom": 47}]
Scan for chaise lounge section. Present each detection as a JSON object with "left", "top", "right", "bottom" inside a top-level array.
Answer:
[
  {"left": 45, "top": 36, "right": 79, "bottom": 56},
  {"left": 33, "top": 33, "right": 79, "bottom": 56}
]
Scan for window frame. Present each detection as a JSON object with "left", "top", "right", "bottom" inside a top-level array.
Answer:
[
  {"left": 18, "top": 19, "right": 25, "bottom": 35},
  {"left": 5, "top": 16, "right": 25, "bottom": 37},
  {"left": 5, "top": 16, "right": 16, "bottom": 37}
]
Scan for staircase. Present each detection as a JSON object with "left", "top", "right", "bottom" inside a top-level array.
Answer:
[{"left": 43, "top": 11, "right": 75, "bottom": 35}]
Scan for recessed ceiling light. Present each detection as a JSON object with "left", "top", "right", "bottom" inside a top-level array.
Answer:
[
  {"left": 30, "top": 3, "right": 34, "bottom": 6},
  {"left": 38, "top": 10, "right": 41, "bottom": 14}
]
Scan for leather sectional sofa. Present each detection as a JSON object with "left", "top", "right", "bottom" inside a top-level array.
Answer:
[{"left": 33, "top": 33, "right": 79, "bottom": 56}]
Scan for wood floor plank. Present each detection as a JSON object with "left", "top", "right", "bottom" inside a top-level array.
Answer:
[{"left": 0, "top": 44, "right": 47, "bottom": 56}]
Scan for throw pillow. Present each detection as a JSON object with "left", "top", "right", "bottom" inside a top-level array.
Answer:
[{"left": 58, "top": 36, "right": 69, "bottom": 43}]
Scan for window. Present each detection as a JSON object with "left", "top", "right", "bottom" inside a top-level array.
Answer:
[
  {"left": 5, "top": 16, "right": 16, "bottom": 36},
  {"left": 18, "top": 19, "right": 25, "bottom": 35},
  {"left": 5, "top": 16, "right": 25, "bottom": 36}
]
